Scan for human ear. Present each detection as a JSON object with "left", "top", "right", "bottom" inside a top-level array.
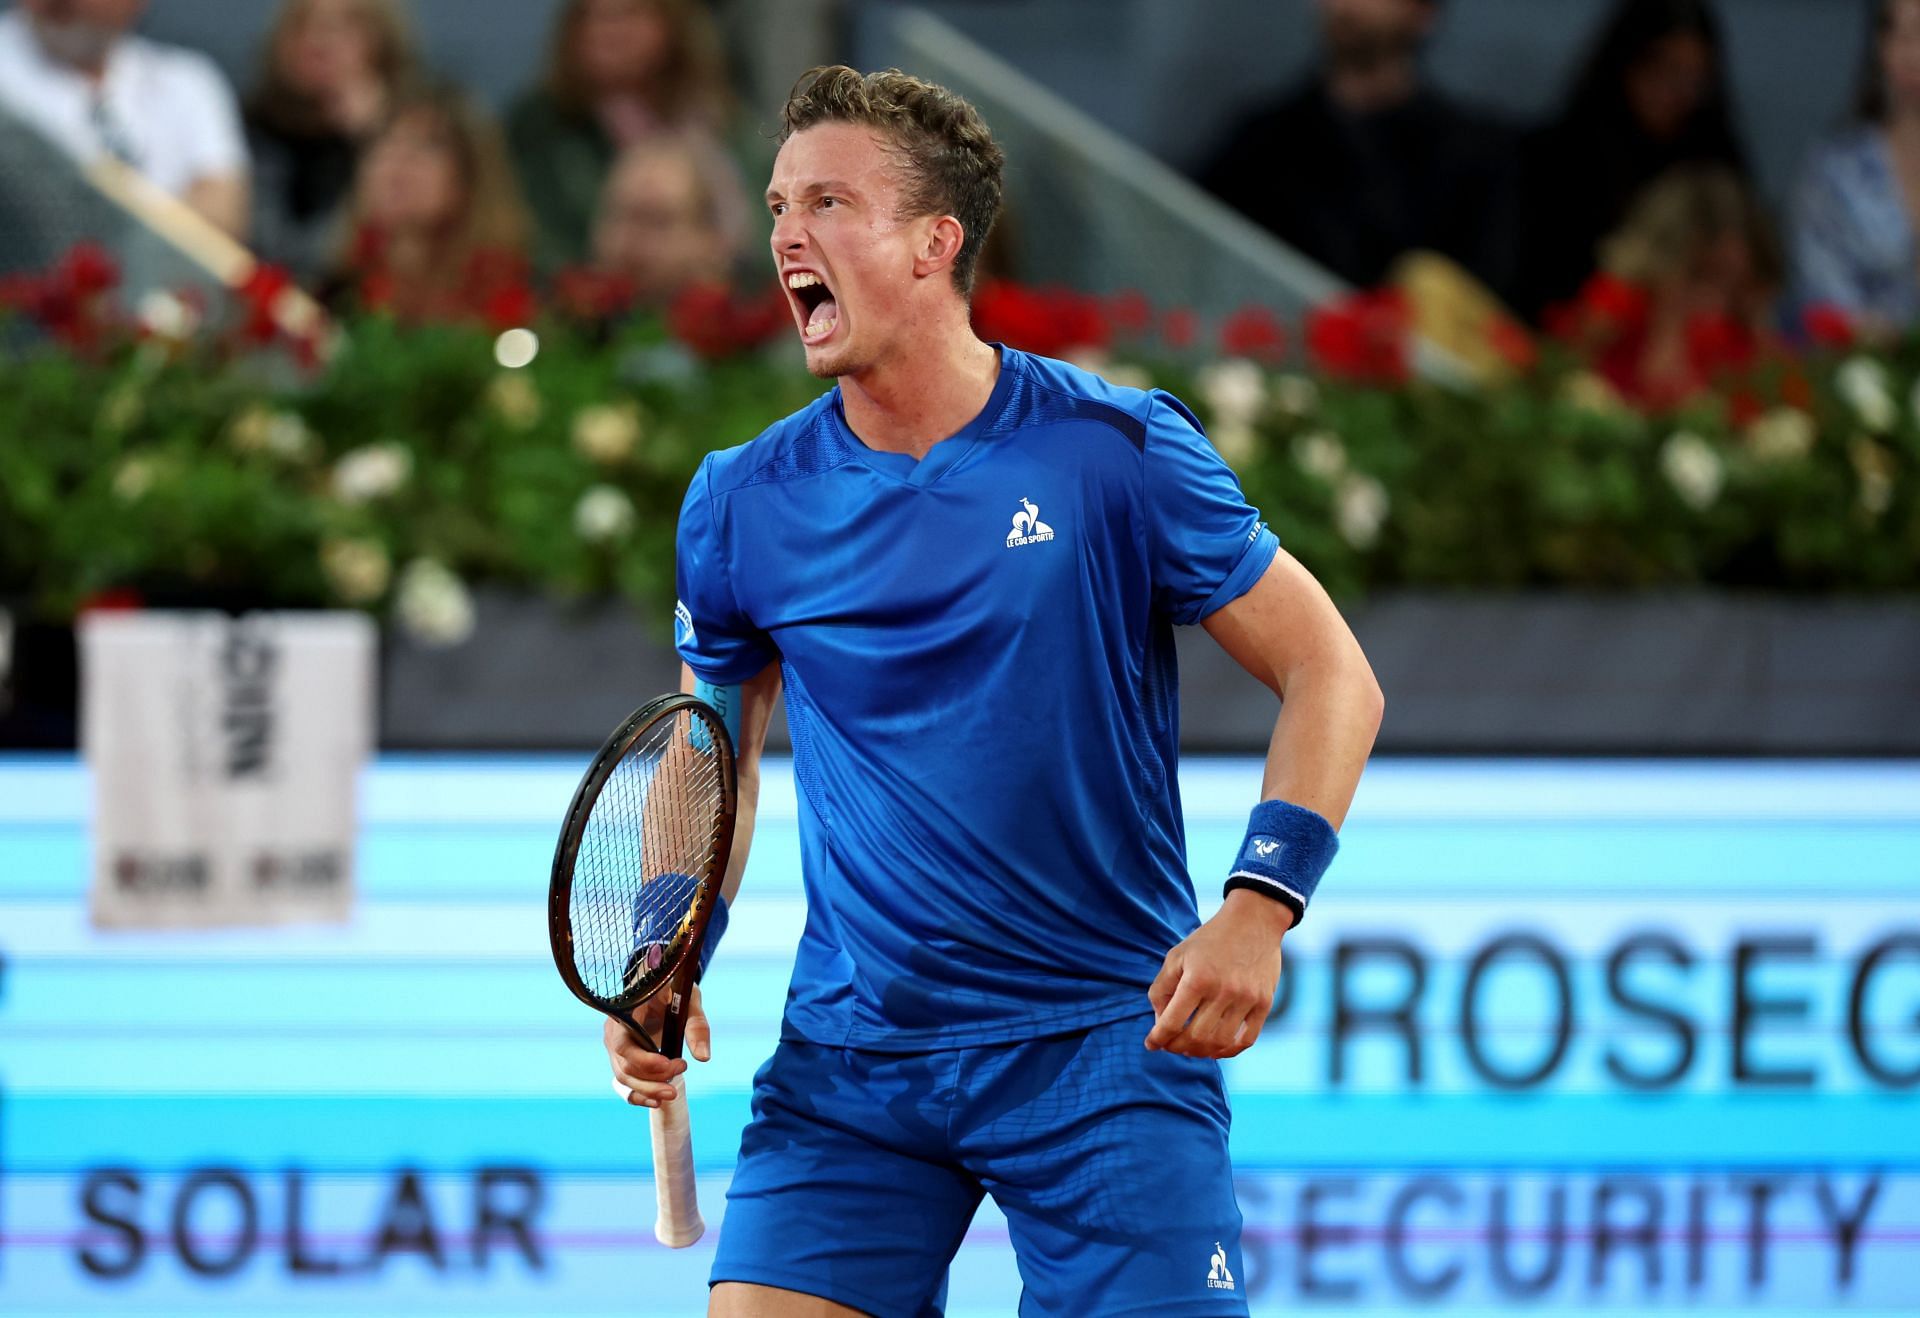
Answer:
[{"left": 912, "top": 214, "right": 966, "bottom": 280}]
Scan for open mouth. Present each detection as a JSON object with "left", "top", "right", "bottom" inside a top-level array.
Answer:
[{"left": 786, "top": 271, "right": 839, "bottom": 344}]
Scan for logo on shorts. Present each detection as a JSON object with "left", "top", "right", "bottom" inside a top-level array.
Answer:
[
  {"left": 1207, "top": 1241, "right": 1235, "bottom": 1291},
  {"left": 1005, "top": 496, "right": 1055, "bottom": 548}
]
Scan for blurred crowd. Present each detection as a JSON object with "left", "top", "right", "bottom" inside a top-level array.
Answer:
[
  {"left": 1198, "top": 0, "right": 1917, "bottom": 403},
  {"left": 0, "top": 0, "right": 759, "bottom": 325},
  {"left": 0, "top": 0, "right": 1911, "bottom": 402}
]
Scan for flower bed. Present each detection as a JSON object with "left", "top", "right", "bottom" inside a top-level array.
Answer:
[{"left": 1, "top": 249, "right": 1914, "bottom": 646}]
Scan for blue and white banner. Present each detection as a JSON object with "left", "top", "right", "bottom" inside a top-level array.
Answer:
[
  {"left": 79, "top": 612, "right": 374, "bottom": 929},
  {"left": 1, "top": 757, "right": 1915, "bottom": 1314}
]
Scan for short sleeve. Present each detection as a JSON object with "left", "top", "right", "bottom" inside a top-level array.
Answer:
[
  {"left": 674, "top": 456, "right": 779, "bottom": 683},
  {"left": 169, "top": 51, "right": 247, "bottom": 180},
  {"left": 1790, "top": 145, "right": 1870, "bottom": 314},
  {"left": 1145, "top": 391, "right": 1279, "bottom": 624}
]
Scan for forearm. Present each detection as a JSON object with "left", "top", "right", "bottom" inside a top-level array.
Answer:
[
  {"left": 720, "top": 758, "right": 759, "bottom": 905},
  {"left": 1256, "top": 650, "right": 1383, "bottom": 831},
  {"left": 681, "top": 660, "right": 781, "bottom": 905},
  {"left": 184, "top": 173, "right": 249, "bottom": 240}
]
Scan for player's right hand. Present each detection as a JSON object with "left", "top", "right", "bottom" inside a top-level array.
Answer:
[{"left": 604, "top": 984, "right": 711, "bottom": 1108}]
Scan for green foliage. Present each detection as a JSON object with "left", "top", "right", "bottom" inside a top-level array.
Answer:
[{"left": 1, "top": 314, "right": 1914, "bottom": 632}]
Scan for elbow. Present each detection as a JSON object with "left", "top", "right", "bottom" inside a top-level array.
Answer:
[
  {"left": 1363, "top": 667, "right": 1386, "bottom": 743},
  {"left": 1352, "top": 655, "right": 1386, "bottom": 746}
]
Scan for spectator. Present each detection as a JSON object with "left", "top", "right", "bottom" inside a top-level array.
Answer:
[
  {"left": 1194, "top": 0, "right": 1521, "bottom": 299},
  {"left": 506, "top": 0, "right": 737, "bottom": 274},
  {"left": 245, "top": 0, "right": 418, "bottom": 287},
  {"left": 1518, "top": 0, "right": 1750, "bottom": 322},
  {"left": 1791, "top": 0, "right": 1920, "bottom": 334},
  {"left": 591, "top": 134, "right": 749, "bottom": 307},
  {"left": 1588, "top": 165, "right": 1781, "bottom": 409},
  {"left": 0, "top": 0, "right": 249, "bottom": 237},
  {"left": 331, "top": 84, "right": 530, "bottom": 323}
]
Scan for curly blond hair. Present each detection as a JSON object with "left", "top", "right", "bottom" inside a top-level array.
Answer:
[{"left": 780, "top": 65, "right": 1005, "bottom": 295}]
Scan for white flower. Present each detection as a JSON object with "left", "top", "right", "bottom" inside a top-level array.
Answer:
[
  {"left": 1744, "top": 407, "right": 1816, "bottom": 464},
  {"left": 1292, "top": 430, "right": 1348, "bottom": 481},
  {"left": 1660, "top": 431, "right": 1725, "bottom": 511},
  {"left": 112, "top": 455, "right": 157, "bottom": 502},
  {"left": 99, "top": 384, "right": 143, "bottom": 435},
  {"left": 1210, "top": 419, "right": 1260, "bottom": 467},
  {"left": 573, "top": 484, "right": 636, "bottom": 542},
  {"left": 395, "top": 558, "right": 475, "bottom": 647},
  {"left": 331, "top": 443, "right": 412, "bottom": 504},
  {"left": 1850, "top": 437, "right": 1896, "bottom": 517},
  {"left": 487, "top": 372, "right": 543, "bottom": 429},
  {"left": 1197, "top": 358, "right": 1267, "bottom": 428},
  {"left": 1334, "top": 473, "right": 1389, "bottom": 549},
  {"left": 230, "top": 406, "right": 315, "bottom": 460},
  {"left": 571, "top": 402, "right": 642, "bottom": 465},
  {"left": 1561, "top": 371, "right": 1627, "bottom": 417},
  {"left": 267, "top": 412, "right": 315, "bottom": 459},
  {"left": 1271, "top": 373, "right": 1319, "bottom": 419},
  {"left": 1837, "top": 357, "right": 1898, "bottom": 433},
  {"left": 320, "top": 537, "right": 392, "bottom": 603},
  {"left": 135, "top": 289, "right": 198, "bottom": 341}
]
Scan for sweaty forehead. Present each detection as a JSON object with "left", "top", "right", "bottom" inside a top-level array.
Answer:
[{"left": 767, "top": 122, "right": 902, "bottom": 198}]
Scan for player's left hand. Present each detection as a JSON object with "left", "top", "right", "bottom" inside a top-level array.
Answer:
[{"left": 1145, "top": 889, "right": 1295, "bottom": 1058}]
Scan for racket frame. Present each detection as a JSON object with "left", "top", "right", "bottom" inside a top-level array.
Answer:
[{"left": 547, "top": 692, "right": 738, "bottom": 1058}]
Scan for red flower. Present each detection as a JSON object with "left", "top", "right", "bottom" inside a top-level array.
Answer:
[
  {"left": 972, "top": 280, "right": 1052, "bottom": 353},
  {"left": 58, "top": 241, "right": 120, "bottom": 299},
  {"left": 553, "top": 266, "right": 638, "bottom": 321},
  {"left": 1218, "top": 304, "right": 1288, "bottom": 363},
  {"left": 1162, "top": 308, "right": 1198, "bottom": 351},
  {"left": 1577, "top": 273, "right": 1651, "bottom": 330},
  {"left": 1305, "top": 288, "right": 1409, "bottom": 384},
  {"left": 0, "top": 272, "right": 40, "bottom": 312},
  {"left": 667, "top": 282, "right": 788, "bottom": 358},
  {"left": 1803, "top": 304, "right": 1854, "bottom": 350},
  {"left": 1487, "top": 317, "right": 1537, "bottom": 373},
  {"left": 1107, "top": 289, "right": 1152, "bottom": 337},
  {"left": 1541, "top": 300, "right": 1580, "bottom": 344},
  {"left": 1780, "top": 367, "right": 1814, "bottom": 411},
  {"left": 77, "top": 587, "right": 142, "bottom": 615},
  {"left": 969, "top": 282, "right": 1111, "bottom": 357},
  {"left": 237, "top": 263, "right": 294, "bottom": 343},
  {"left": 481, "top": 281, "right": 538, "bottom": 332},
  {"left": 1684, "top": 312, "right": 1757, "bottom": 376}
]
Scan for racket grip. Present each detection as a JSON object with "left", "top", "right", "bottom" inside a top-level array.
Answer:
[{"left": 650, "top": 1073, "right": 704, "bottom": 1247}]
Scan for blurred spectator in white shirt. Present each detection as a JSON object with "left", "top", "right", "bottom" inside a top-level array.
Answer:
[
  {"left": 0, "top": 0, "right": 249, "bottom": 237},
  {"left": 1790, "top": 0, "right": 1920, "bottom": 333}
]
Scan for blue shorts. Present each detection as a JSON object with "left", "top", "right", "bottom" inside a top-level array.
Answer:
[{"left": 709, "top": 1011, "right": 1249, "bottom": 1317}]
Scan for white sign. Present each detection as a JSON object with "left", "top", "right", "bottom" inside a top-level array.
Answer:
[{"left": 80, "top": 611, "right": 375, "bottom": 928}]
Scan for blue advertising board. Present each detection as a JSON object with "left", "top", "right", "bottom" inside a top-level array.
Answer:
[{"left": 1, "top": 756, "right": 1916, "bottom": 1314}]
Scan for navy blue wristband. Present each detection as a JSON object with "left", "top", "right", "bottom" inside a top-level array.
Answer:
[
  {"left": 1224, "top": 799, "right": 1339, "bottom": 924},
  {"left": 696, "top": 895, "right": 729, "bottom": 981}
]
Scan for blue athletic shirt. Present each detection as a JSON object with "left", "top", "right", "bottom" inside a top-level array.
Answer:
[{"left": 674, "top": 346, "right": 1279, "bottom": 1050}]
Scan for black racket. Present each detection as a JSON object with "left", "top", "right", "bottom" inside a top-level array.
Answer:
[{"left": 549, "top": 692, "right": 736, "bottom": 1247}]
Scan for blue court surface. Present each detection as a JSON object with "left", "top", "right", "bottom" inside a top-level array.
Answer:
[{"left": 1, "top": 755, "right": 1917, "bottom": 1315}]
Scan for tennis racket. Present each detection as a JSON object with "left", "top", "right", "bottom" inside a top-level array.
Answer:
[{"left": 548, "top": 693, "right": 737, "bottom": 1247}]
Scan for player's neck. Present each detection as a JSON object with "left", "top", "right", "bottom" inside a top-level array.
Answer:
[{"left": 839, "top": 329, "right": 1001, "bottom": 459}]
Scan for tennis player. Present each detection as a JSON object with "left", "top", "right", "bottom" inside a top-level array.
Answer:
[{"left": 605, "top": 65, "right": 1384, "bottom": 1317}]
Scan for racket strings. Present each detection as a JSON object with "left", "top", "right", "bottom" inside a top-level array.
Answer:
[{"left": 570, "top": 708, "right": 725, "bottom": 1003}]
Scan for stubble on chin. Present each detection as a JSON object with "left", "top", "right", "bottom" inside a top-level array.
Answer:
[{"left": 805, "top": 344, "right": 869, "bottom": 381}]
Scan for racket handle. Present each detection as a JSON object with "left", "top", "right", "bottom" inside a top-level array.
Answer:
[{"left": 650, "top": 1073, "right": 704, "bottom": 1247}]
